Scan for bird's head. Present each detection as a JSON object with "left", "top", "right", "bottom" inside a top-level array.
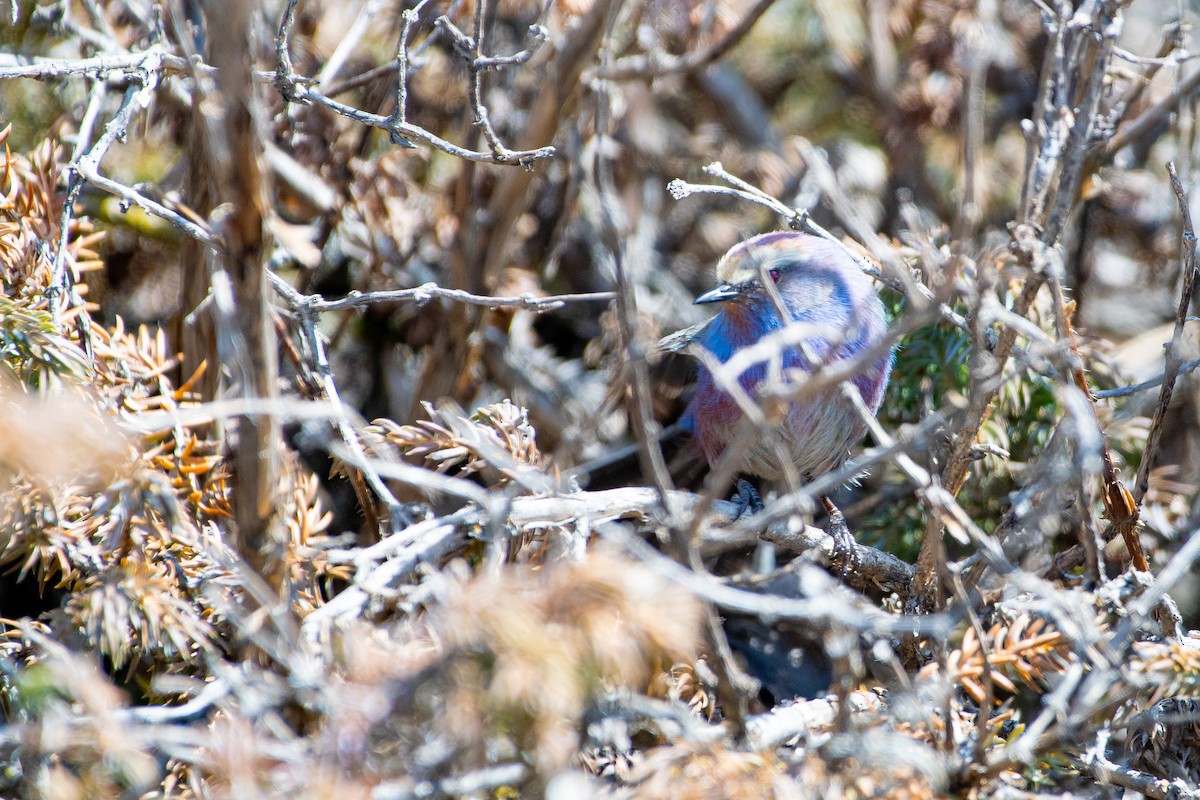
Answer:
[{"left": 694, "top": 231, "right": 860, "bottom": 318}]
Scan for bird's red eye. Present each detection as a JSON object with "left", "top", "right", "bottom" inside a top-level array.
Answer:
[{"left": 768, "top": 268, "right": 781, "bottom": 283}]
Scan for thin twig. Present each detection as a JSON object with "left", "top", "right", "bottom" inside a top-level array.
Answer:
[
  {"left": 955, "top": 2, "right": 993, "bottom": 239},
  {"left": 599, "top": 0, "right": 777, "bottom": 80},
  {"left": 51, "top": 56, "right": 163, "bottom": 321},
  {"left": 301, "top": 511, "right": 475, "bottom": 635},
  {"left": 393, "top": 0, "right": 431, "bottom": 128},
  {"left": 268, "top": 272, "right": 410, "bottom": 537},
  {"left": 0, "top": 25, "right": 557, "bottom": 166},
  {"left": 1093, "top": 356, "right": 1200, "bottom": 399},
  {"left": 316, "top": 0, "right": 390, "bottom": 92},
  {"left": 273, "top": 0, "right": 302, "bottom": 100},
  {"left": 301, "top": 85, "right": 555, "bottom": 165},
  {"left": 432, "top": 9, "right": 549, "bottom": 161},
  {"left": 79, "top": 170, "right": 218, "bottom": 245},
  {"left": 1135, "top": 162, "right": 1200, "bottom": 505},
  {"left": 48, "top": 78, "right": 106, "bottom": 324},
  {"left": 791, "top": 138, "right": 926, "bottom": 308},
  {"left": 1105, "top": 22, "right": 1182, "bottom": 137},
  {"left": 598, "top": 182, "right": 675, "bottom": 513}
]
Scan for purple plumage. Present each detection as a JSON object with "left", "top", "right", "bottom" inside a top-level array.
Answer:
[{"left": 679, "top": 231, "right": 892, "bottom": 482}]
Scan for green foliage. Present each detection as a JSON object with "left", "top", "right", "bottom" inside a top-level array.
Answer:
[
  {"left": 8, "top": 662, "right": 70, "bottom": 716},
  {"left": 881, "top": 299, "right": 972, "bottom": 424},
  {"left": 0, "top": 298, "right": 90, "bottom": 389},
  {"left": 865, "top": 290, "right": 1062, "bottom": 555}
]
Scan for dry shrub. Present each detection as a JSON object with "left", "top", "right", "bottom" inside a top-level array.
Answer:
[
  {"left": 371, "top": 398, "right": 548, "bottom": 487},
  {"left": 415, "top": 548, "right": 702, "bottom": 772},
  {"left": 4, "top": 1, "right": 1200, "bottom": 798},
  {"left": 618, "top": 742, "right": 789, "bottom": 800},
  {"left": 0, "top": 386, "right": 133, "bottom": 489}
]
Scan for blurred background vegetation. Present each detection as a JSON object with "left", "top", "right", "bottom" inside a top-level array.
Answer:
[{"left": 2, "top": 0, "right": 1200, "bottom": 797}]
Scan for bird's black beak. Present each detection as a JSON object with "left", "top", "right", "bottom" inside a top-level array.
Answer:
[{"left": 694, "top": 284, "right": 741, "bottom": 305}]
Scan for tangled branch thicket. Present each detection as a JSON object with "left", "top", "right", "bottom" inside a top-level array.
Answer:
[{"left": 4, "top": 0, "right": 1200, "bottom": 797}]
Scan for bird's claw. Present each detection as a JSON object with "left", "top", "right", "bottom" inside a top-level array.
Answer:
[
  {"left": 730, "top": 478, "right": 765, "bottom": 519},
  {"left": 826, "top": 506, "right": 859, "bottom": 575}
]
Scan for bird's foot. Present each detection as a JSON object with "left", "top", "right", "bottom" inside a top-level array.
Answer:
[
  {"left": 824, "top": 497, "right": 858, "bottom": 575},
  {"left": 730, "top": 478, "right": 765, "bottom": 519}
]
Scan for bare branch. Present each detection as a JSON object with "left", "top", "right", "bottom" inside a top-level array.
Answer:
[
  {"left": 272, "top": 278, "right": 615, "bottom": 314},
  {"left": 0, "top": 48, "right": 191, "bottom": 80},
  {"left": 1093, "top": 356, "right": 1200, "bottom": 399},
  {"left": 50, "top": 57, "right": 163, "bottom": 321},
  {"left": 432, "top": 8, "right": 550, "bottom": 161},
  {"left": 300, "top": 85, "right": 555, "bottom": 165},
  {"left": 599, "top": 0, "right": 777, "bottom": 80}
]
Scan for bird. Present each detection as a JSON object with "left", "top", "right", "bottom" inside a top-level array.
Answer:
[{"left": 670, "top": 231, "right": 893, "bottom": 515}]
